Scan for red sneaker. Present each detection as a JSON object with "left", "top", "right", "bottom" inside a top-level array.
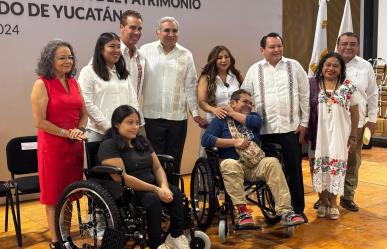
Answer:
[
  {"left": 238, "top": 212, "right": 255, "bottom": 227},
  {"left": 281, "top": 211, "right": 304, "bottom": 226}
]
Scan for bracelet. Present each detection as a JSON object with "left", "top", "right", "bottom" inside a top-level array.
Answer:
[
  {"left": 349, "top": 137, "right": 357, "bottom": 142},
  {"left": 59, "top": 128, "right": 66, "bottom": 137},
  {"left": 78, "top": 127, "right": 87, "bottom": 133},
  {"left": 154, "top": 186, "right": 160, "bottom": 194},
  {"left": 349, "top": 135, "right": 357, "bottom": 140}
]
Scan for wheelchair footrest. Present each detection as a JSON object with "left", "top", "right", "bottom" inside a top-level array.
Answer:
[{"left": 234, "top": 224, "right": 262, "bottom": 231}]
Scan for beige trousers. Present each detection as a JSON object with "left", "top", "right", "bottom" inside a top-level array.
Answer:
[
  {"left": 220, "top": 157, "right": 292, "bottom": 215},
  {"left": 343, "top": 128, "right": 364, "bottom": 201}
]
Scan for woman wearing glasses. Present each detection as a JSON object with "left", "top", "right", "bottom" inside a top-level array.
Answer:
[
  {"left": 78, "top": 32, "right": 139, "bottom": 142},
  {"left": 31, "top": 40, "right": 87, "bottom": 249}
]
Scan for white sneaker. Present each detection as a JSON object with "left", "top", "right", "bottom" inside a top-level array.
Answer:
[
  {"left": 165, "top": 234, "right": 190, "bottom": 249},
  {"left": 157, "top": 243, "right": 171, "bottom": 249}
]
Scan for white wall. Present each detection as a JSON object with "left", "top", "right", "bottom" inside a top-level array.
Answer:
[
  {"left": 378, "top": 0, "right": 387, "bottom": 59},
  {"left": 0, "top": 0, "right": 282, "bottom": 182}
]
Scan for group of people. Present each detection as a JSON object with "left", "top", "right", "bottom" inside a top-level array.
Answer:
[
  {"left": 202, "top": 32, "right": 376, "bottom": 226},
  {"left": 30, "top": 8, "right": 378, "bottom": 249}
]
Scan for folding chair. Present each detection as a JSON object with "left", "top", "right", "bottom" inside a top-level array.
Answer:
[
  {"left": 0, "top": 181, "right": 19, "bottom": 233},
  {"left": 6, "top": 136, "right": 40, "bottom": 247}
]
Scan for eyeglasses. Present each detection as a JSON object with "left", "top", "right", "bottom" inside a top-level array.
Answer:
[
  {"left": 239, "top": 99, "right": 253, "bottom": 106},
  {"left": 339, "top": 42, "right": 358, "bottom": 48},
  {"left": 163, "top": 28, "right": 178, "bottom": 33},
  {"left": 56, "top": 56, "right": 74, "bottom": 61}
]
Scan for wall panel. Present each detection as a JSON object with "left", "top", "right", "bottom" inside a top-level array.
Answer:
[{"left": 283, "top": 0, "right": 360, "bottom": 70}]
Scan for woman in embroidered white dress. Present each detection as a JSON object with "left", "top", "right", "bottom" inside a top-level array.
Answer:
[
  {"left": 312, "top": 52, "right": 359, "bottom": 220},
  {"left": 78, "top": 32, "right": 139, "bottom": 142},
  {"left": 197, "top": 45, "right": 243, "bottom": 124}
]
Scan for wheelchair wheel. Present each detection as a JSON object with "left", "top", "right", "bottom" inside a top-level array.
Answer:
[
  {"left": 257, "top": 184, "right": 280, "bottom": 224},
  {"left": 218, "top": 219, "right": 228, "bottom": 243},
  {"left": 190, "top": 230, "right": 211, "bottom": 249},
  {"left": 286, "top": 225, "right": 295, "bottom": 237},
  {"left": 190, "top": 158, "right": 215, "bottom": 230},
  {"left": 55, "top": 180, "right": 122, "bottom": 249}
]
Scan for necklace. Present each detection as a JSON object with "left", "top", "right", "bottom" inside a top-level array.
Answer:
[
  {"left": 219, "top": 73, "right": 229, "bottom": 88},
  {"left": 320, "top": 79, "right": 339, "bottom": 113}
]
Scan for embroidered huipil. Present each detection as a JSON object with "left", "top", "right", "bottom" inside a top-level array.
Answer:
[
  {"left": 140, "top": 41, "right": 199, "bottom": 120},
  {"left": 313, "top": 80, "right": 361, "bottom": 195},
  {"left": 345, "top": 56, "right": 378, "bottom": 127},
  {"left": 205, "top": 73, "right": 240, "bottom": 123},
  {"left": 242, "top": 57, "right": 309, "bottom": 134},
  {"left": 78, "top": 64, "right": 139, "bottom": 134}
]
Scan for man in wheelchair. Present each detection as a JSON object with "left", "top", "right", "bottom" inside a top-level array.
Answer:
[
  {"left": 97, "top": 105, "right": 189, "bottom": 249},
  {"left": 201, "top": 89, "right": 304, "bottom": 227}
]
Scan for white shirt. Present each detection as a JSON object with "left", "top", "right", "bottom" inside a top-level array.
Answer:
[
  {"left": 205, "top": 73, "right": 240, "bottom": 122},
  {"left": 140, "top": 41, "right": 199, "bottom": 120},
  {"left": 242, "top": 57, "right": 309, "bottom": 135},
  {"left": 121, "top": 41, "right": 146, "bottom": 126},
  {"left": 345, "top": 56, "right": 378, "bottom": 127},
  {"left": 120, "top": 41, "right": 145, "bottom": 99},
  {"left": 78, "top": 64, "right": 139, "bottom": 134}
]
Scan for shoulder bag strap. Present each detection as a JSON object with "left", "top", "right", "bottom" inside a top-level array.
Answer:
[{"left": 226, "top": 117, "right": 240, "bottom": 139}]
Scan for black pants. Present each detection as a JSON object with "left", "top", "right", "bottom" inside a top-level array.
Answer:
[
  {"left": 135, "top": 185, "right": 184, "bottom": 249},
  {"left": 261, "top": 132, "right": 305, "bottom": 213},
  {"left": 145, "top": 118, "right": 187, "bottom": 176}
]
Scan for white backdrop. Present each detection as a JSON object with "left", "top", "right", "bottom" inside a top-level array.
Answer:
[
  {"left": 378, "top": 0, "right": 387, "bottom": 60},
  {"left": 0, "top": 0, "right": 282, "bottom": 181}
]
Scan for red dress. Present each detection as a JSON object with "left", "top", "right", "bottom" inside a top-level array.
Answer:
[{"left": 37, "top": 76, "right": 84, "bottom": 205}]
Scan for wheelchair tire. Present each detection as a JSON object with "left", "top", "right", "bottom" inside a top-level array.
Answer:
[
  {"left": 218, "top": 219, "right": 228, "bottom": 244},
  {"left": 257, "top": 184, "right": 280, "bottom": 224},
  {"left": 190, "top": 157, "right": 216, "bottom": 230},
  {"left": 286, "top": 225, "right": 295, "bottom": 237},
  {"left": 55, "top": 180, "right": 122, "bottom": 249},
  {"left": 190, "top": 230, "right": 211, "bottom": 249}
]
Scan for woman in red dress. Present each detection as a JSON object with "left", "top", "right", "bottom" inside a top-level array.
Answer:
[{"left": 31, "top": 40, "right": 88, "bottom": 249}]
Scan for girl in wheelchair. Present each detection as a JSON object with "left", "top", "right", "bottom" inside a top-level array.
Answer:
[{"left": 98, "top": 105, "right": 189, "bottom": 249}]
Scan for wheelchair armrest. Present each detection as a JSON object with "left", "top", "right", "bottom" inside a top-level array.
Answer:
[
  {"left": 205, "top": 147, "right": 219, "bottom": 153},
  {"left": 157, "top": 154, "right": 175, "bottom": 163},
  {"left": 87, "top": 165, "right": 123, "bottom": 175}
]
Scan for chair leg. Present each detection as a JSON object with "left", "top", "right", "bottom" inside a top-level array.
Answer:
[
  {"left": 5, "top": 194, "right": 9, "bottom": 232},
  {"left": 14, "top": 188, "right": 22, "bottom": 247}
]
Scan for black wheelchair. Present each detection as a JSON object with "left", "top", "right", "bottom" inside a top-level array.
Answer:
[
  {"left": 54, "top": 141, "right": 211, "bottom": 249},
  {"left": 190, "top": 143, "right": 294, "bottom": 243}
]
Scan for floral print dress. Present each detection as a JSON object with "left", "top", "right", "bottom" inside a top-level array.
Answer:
[{"left": 313, "top": 80, "right": 360, "bottom": 195}]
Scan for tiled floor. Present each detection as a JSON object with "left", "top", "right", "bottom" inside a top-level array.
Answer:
[{"left": 1, "top": 147, "right": 387, "bottom": 249}]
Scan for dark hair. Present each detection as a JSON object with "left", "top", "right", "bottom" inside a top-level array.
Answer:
[
  {"left": 36, "top": 39, "right": 77, "bottom": 79},
  {"left": 120, "top": 10, "right": 142, "bottom": 26},
  {"left": 315, "top": 52, "right": 346, "bottom": 84},
  {"left": 92, "top": 32, "right": 129, "bottom": 81},
  {"left": 105, "top": 105, "right": 149, "bottom": 152},
  {"left": 230, "top": 89, "right": 251, "bottom": 101},
  {"left": 200, "top": 45, "right": 243, "bottom": 106},
  {"left": 260, "top": 32, "right": 283, "bottom": 48},
  {"left": 337, "top": 32, "right": 360, "bottom": 45}
]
